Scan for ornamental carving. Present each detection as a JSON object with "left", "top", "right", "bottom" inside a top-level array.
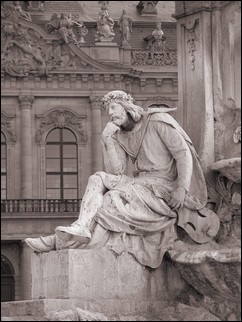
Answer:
[
  {"left": 43, "top": 41, "right": 95, "bottom": 72},
  {"left": 183, "top": 19, "right": 199, "bottom": 71},
  {"left": 18, "top": 95, "right": 34, "bottom": 110},
  {"left": 45, "top": 13, "right": 88, "bottom": 46},
  {"left": 1, "top": 13, "right": 101, "bottom": 77},
  {"left": 137, "top": 1, "right": 158, "bottom": 16},
  {"left": 144, "top": 22, "right": 166, "bottom": 51},
  {"left": 118, "top": 10, "right": 132, "bottom": 48},
  {"left": 131, "top": 50, "right": 177, "bottom": 66},
  {"left": 36, "top": 109, "right": 88, "bottom": 144},
  {"left": 206, "top": 174, "right": 241, "bottom": 246},
  {"left": 1, "top": 1, "right": 32, "bottom": 21},
  {"left": 27, "top": 1, "right": 45, "bottom": 12},
  {"left": 95, "top": 1, "right": 115, "bottom": 42},
  {"left": 1, "top": 113, "right": 17, "bottom": 143},
  {"left": 1, "top": 22, "right": 46, "bottom": 76},
  {"left": 214, "top": 97, "right": 241, "bottom": 160},
  {"left": 1, "top": 22, "right": 94, "bottom": 77},
  {"left": 89, "top": 97, "right": 103, "bottom": 110}
]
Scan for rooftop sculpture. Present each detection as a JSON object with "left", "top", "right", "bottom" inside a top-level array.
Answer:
[{"left": 95, "top": 1, "right": 115, "bottom": 42}]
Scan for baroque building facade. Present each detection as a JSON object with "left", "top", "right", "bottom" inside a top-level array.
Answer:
[
  {"left": 1, "top": 1, "right": 241, "bottom": 308},
  {"left": 1, "top": 1, "right": 178, "bottom": 301}
]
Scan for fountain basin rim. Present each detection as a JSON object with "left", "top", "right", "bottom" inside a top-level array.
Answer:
[
  {"left": 167, "top": 247, "right": 241, "bottom": 264},
  {"left": 211, "top": 157, "right": 241, "bottom": 183},
  {"left": 211, "top": 157, "right": 241, "bottom": 170}
]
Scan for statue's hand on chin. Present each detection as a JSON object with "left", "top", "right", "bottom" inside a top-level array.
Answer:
[{"left": 102, "top": 121, "right": 120, "bottom": 140}]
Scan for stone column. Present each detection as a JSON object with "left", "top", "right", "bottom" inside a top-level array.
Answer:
[
  {"left": 174, "top": 1, "right": 215, "bottom": 175},
  {"left": 89, "top": 97, "right": 103, "bottom": 173},
  {"left": 19, "top": 95, "right": 34, "bottom": 199}
]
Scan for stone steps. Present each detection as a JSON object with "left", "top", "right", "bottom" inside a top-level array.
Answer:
[
  {"left": 1, "top": 317, "right": 46, "bottom": 321},
  {"left": 1, "top": 301, "right": 221, "bottom": 321}
]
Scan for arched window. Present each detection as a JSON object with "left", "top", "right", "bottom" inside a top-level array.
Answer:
[
  {"left": 1, "top": 255, "right": 15, "bottom": 302},
  {"left": 1, "top": 133, "right": 7, "bottom": 199},
  {"left": 46, "top": 128, "right": 78, "bottom": 199}
]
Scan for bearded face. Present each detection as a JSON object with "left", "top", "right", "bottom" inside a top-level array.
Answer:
[{"left": 107, "top": 101, "right": 136, "bottom": 132}]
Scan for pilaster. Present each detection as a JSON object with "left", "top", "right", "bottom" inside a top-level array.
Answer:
[
  {"left": 19, "top": 95, "right": 34, "bottom": 199},
  {"left": 89, "top": 97, "right": 103, "bottom": 173},
  {"left": 175, "top": 3, "right": 214, "bottom": 175}
]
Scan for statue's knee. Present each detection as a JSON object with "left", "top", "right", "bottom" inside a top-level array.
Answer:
[{"left": 88, "top": 173, "right": 103, "bottom": 186}]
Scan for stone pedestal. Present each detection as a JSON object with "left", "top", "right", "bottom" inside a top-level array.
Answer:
[
  {"left": 91, "top": 43, "right": 119, "bottom": 63},
  {"left": 121, "top": 47, "right": 132, "bottom": 66},
  {"left": 2, "top": 249, "right": 225, "bottom": 320},
  {"left": 30, "top": 248, "right": 186, "bottom": 316}
]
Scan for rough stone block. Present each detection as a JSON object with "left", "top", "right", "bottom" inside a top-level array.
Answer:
[{"left": 31, "top": 248, "right": 184, "bottom": 302}]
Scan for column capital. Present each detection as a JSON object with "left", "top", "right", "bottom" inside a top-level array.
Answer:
[
  {"left": 18, "top": 95, "right": 34, "bottom": 110},
  {"left": 89, "top": 96, "right": 103, "bottom": 110}
]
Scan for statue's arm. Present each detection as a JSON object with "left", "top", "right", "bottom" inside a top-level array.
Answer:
[
  {"left": 156, "top": 121, "right": 193, "bottom": 192},
  {"left": 101, "top": 137, "right": 127, "bottom": 175},
  {"left": 101, "top": 122, "right": 127, "bottom": 174}
]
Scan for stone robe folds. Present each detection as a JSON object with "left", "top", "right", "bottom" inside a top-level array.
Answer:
[{"left": 58, "top": 110, "right": 209, "bottom": 268}]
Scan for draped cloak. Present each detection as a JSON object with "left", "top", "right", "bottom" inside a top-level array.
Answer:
[{"left": 57, "top": 110, "right": 209, "bottom": 268}]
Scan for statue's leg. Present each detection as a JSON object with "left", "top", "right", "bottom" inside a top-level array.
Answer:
[
  {"left": 76, "top": 173, "right": 107, "bottom": 226},
  {"left": 24, "top": 173, "right": 110, "bottom": 251},
  {"left": 55, "top": 173, "right": 107, "bottom": 242}
]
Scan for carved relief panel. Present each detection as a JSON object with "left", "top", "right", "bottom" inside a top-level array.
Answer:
[
  {"left": 182, "top": 18, "right": 199, "bottom": 71},
  {"left": 36, "top": 109, "right": 87, "bottom": 144}
]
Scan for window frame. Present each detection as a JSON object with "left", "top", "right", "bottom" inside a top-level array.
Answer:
[{"left": 46, "top": 128, "right": 78, "bottom": 200}]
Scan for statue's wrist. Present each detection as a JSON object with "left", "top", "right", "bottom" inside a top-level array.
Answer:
[
  {"left": 102, "top": 134, "right": 112, "bottom": 142},
  {"left": 178, "top": 186, "right": 187, "bottom": 193}
]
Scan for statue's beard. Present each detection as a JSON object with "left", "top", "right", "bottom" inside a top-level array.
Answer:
[{"left": 120, "top": 112, "right": 136, "bottom": 132}]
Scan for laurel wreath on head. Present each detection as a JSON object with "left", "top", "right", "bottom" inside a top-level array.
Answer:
[{"left": 101, "top": 90, "right": 134, "bottom": 109}]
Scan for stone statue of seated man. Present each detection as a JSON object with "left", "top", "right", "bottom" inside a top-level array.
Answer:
[{"left": 25, "top": 90, "right": 220, "bottom": 268}]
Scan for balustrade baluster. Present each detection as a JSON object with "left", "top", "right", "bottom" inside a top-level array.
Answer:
[
  {"left": 56, "top": 199, "right": 59, "bottom": 212},
  {"left": 50, "top": 199, "right": 53, "bottom": 212},
  {"left": 1, "top": 199, "right": 82, "bottom": 213},
  {"left": 13, "top": 200, "right": 17, "bottom": 212},
  {"left": 8, "top": 200, "right": 13, "bottom": 213},
  {"left": 1, "top": 200, "right": 6, "bottom": 213},
  {"left": 44, "top": 200, "right": 47, "bottom": 212}
]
